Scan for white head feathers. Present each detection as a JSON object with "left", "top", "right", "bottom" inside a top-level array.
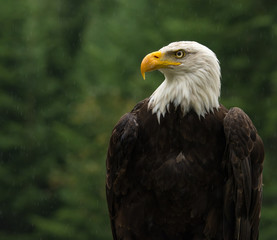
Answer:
[{"left": 147, "top": 41, "right": 221, "bottom": 123}]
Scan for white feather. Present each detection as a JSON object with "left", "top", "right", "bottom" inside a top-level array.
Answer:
[{"left": 148, "top": 41, "right": 221, "bottom": 123}]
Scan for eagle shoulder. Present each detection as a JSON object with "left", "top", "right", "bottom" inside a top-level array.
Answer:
[
  {"left": 106, "top": 100, "right": 147, "bottom": 240},
  {"left": 223, "top": 107, "right": 264, "bottom": 240}
]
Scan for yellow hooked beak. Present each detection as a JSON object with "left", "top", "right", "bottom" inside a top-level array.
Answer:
[{"left": 140, "top": 51, "right": 181, "bottom": 80}]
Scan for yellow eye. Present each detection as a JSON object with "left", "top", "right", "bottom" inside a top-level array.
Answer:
[{"left": 175, "top": 50, "right": 185, "bottom": 58}]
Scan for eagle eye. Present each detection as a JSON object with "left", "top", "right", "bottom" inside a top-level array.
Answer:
[{"left": 175, "top": 50, "right": 185, "bottom": 58}]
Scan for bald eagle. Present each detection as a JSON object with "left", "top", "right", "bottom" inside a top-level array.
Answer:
[{"left": 106, "top": 41, "right": 264, "bottom": 240}]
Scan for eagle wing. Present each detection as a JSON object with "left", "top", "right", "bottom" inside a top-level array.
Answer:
[
  {"left": 106, "top": 110, "right": 139, "bottom": 240},
  {"left": 223, "top": 107, "right": 264, "bottom": 240}
]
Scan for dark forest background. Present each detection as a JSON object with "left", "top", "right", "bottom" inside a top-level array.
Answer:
[{"left": 0, "top": 0, "right": 276, "bottom": 239}]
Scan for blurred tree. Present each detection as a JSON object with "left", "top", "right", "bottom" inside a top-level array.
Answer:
[{"left": 0, "top": 0, "right": 90, "bottom": 239}]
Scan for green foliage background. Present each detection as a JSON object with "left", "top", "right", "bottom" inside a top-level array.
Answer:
[{"left": 0, "top": 0, "right": 276, "bottom": 239}]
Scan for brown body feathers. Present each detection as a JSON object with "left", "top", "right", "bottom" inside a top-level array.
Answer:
[{"left": 106, "top": 99, "right": 264, "bottom": 240}]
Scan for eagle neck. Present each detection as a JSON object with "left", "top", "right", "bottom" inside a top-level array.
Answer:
[{"left": 148, "top": 74, "right": 220, "bottom": 123}]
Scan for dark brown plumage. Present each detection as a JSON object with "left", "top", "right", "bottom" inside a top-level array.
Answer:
[{"left": 106, "top": 42, "right": 264, "bottom": 240}]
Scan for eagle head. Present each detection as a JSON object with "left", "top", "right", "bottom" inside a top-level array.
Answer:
[{"left": 141, "top": 41, "right": 221, "bottom": 122}]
